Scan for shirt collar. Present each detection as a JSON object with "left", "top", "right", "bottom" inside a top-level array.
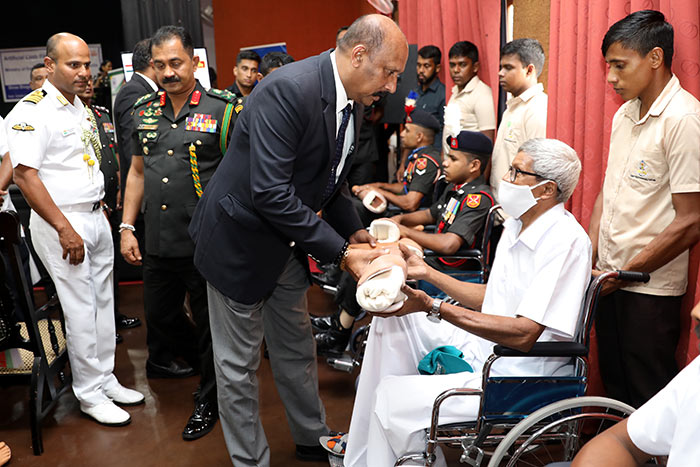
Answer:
[
  {"left": 420, "top": 77, "right": 442, "bottom": 95},
  {"left": 504, "top": 202, "right": 566, "bottom": 250},
  {"left": 330, "top": 51, "right": 354, "bottom": 114},
  {"left": 507, "top": 82, "right": 544, "bottom": 107},
  {"left": 42, "top": 79, "right": 84, "bottom": 111},
  {"left": 452, "top": 74, "right": 481, "bottom": 97},
  {"left": 623, "top": 74, "right": 681, "bottom": 125},
  {"left": 452, "top": 175, "right": 486, "bottom": 193},
  {"left": 408, "top": 145, "right": 429, "bottom": 158},
  {"left": 135, "top": 72, "right": 159, "bottom": 92}
]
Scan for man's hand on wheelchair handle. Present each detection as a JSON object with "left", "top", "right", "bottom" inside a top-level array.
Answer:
[{"left": 592, "top": 269, "right": 627, "bottom": 296}]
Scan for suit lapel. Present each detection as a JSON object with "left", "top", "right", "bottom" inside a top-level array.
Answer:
[{"left": 317, "top": 51, "right": 338, "bottom": 207}]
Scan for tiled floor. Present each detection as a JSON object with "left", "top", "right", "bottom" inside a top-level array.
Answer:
[{"left": 0, "top": 283, "right": 360, "bottom": 466}]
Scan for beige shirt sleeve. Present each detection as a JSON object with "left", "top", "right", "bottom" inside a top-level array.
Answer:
[{"left": 665, "top": 112, "right": 700, "bottom": 193}]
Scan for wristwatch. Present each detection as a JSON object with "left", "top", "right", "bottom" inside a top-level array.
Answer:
[{"left": 427, "top": 298, "right": 443, "bottom": 323}]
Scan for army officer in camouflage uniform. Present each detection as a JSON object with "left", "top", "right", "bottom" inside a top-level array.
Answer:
[{"left": 120, "top": 26, "right": 241, "bottom": 441}]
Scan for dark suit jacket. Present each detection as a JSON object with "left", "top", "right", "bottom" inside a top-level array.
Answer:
[
  {"left": 190, "top": 50, "right": 364, "bottom": 304},
  {"left": 113, "top": 73, "right": 155, "bottom": 190}
]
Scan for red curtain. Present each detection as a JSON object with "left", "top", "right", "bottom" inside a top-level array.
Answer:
[
  {"left": 398, "top": 0, "right": 501, "bottom": 113},
  {"left": 548, "top": 0, "right": 700, "bottom": 396}
]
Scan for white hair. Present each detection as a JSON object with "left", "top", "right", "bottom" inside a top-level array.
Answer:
[{"left": 519, "top": 138, "right": 581, "bottom": 203}]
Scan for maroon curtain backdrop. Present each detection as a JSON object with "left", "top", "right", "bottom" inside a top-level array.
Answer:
[
  {"left": 398, "top": 0, "right": 501, "bottom": 114},
  {"left": 548, "top": 0, "right": 700, "bottom": 395}
]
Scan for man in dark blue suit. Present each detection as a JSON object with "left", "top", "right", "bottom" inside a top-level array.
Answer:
[
  {"left": 189, "top": 14, "right": 408, "bottom": 465},
  {"left": 113, "top": 38, "right": 159, "bottom": 192}
]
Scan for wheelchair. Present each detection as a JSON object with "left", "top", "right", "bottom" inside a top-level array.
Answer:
[
  {"left": 395, "top": 270, "right": 654, "bottom": 467},
  {"left": 317, "top": 205, "right": 504, "bottom": 374}
]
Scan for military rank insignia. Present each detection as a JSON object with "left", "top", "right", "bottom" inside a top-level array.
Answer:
[
  {"left": 186, "top": 113, "right": 217, "bottom": 133},
  {"left": 465, "top": 194, "right": 481, "bottom": 208},
  {"left": 12, "top": 122, "right": 35, "bottom": 131}
]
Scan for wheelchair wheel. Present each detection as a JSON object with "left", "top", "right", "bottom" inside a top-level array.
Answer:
[{"left": 487, "top": 396, "right": 635, "bottom": 467}]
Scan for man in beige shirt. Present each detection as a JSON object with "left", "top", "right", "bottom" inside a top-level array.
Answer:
[
  {"left": 442, "top": 41, "right": 496, "bottom": 154},
  {"left": 590, "top": 10, "right": 700, "bottom": 408},
  {"left": 489, "top": 38, "right": 548, "bottom": 199}
]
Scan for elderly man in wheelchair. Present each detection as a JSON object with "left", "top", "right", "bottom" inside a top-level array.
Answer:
[{"left": 339, "top": 138, "right": 592, "bottom": 467}]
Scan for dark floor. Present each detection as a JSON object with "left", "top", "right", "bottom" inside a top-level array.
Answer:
[{"left": 0, "top": 283, "right": 360, "bottom": 467}]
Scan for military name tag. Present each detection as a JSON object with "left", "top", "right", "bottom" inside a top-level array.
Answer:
[
  {"left": 186, "top": 113, "right": 217, "bottom": 133},
  {"left": 137, "top": 124, "right": 158, "bottom": 131}
]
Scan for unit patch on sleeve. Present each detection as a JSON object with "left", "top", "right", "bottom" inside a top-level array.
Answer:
[{"left": 465, "top": 194, "right": 481, "bottom": 208}]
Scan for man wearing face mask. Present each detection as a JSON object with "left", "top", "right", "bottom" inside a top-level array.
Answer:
[{"left": 342, "top": 138, "right": 591, "bottom": 466}]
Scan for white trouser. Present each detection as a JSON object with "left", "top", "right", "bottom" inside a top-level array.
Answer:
[
  {"left": 345, "top": 314, "right": 484, "bottom": 467},
  {"left": 30, "top": 208, "right": 118, "bottom": 407}
]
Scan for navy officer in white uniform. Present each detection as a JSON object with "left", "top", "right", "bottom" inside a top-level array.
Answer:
[{"left": 6, "top": 32, "right": 144, "bottom": 426}]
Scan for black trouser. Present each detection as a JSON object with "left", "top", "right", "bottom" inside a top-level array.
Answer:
[
  {"left": 143, "top": 254, "right": 216, "bottom": 404},
  {"left": 595, "top": 289, "right": 681, "bottom": 408}
]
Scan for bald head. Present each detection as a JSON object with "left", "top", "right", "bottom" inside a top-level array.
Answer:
[
  {"left": 337, "top": 14, "right": 407, "bottom": 59},
  {"left": 46, "top": 33, "right": 88, "bottom": 61},
  {"left": 44, "top": 32, "right": 91, "bottom": 101},
  {"left": 335, "top": 14, "right": 408, "bottom": 106}
]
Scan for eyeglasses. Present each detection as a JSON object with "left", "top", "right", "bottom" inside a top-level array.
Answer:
[{"left": 508, "top": 166, "right": 541, "bottom": 183}]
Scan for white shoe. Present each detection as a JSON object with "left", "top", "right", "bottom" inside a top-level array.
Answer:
[
  {"left": 104, "top": 384, "right": 145, "bottom": 406},
  {"left": 81, "top": 400, "right": 131, "bottom": 426}
]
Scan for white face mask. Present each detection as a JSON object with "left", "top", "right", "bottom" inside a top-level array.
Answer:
[{"left": 499, "top": 179, "right": 549, "bottom": 219}]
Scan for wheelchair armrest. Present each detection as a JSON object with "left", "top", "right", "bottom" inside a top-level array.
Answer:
[{"left": 493, "top": 342, "right": 588, "bottom": 358}]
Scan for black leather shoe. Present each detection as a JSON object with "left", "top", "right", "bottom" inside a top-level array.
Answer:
[
  {"left": 146, "top": 359, "right": 197, "bottom": 379},
  {"left": 310, "top": 314, "right": 334, "bottom": 333},
  {"left": 116, "top": 313, "right": 142, "bottom": 329},
  {"left": 116, "top": 333, "right": 123, "bottom": 344},
  {"left": 315, "top": 320, "right": 352, "bottom": 357},
  {"left": 182, "top": 400, "right": 218, "bottom": 440},
  {"left": 295, "top": 443, "right": 329, "bottom": 462}
]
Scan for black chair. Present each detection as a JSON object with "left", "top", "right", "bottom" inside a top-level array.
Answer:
[{"left": 0, "top": 210, "right": 71, "bottom": 455}]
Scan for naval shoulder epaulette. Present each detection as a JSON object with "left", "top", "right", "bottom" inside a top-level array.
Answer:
[
  {"left": 22, "top": 89, "right": 47, "bottom": 104},
  {"left": 207, "top": 87, "right": 236, "bottom": 103},
  {"left": 133, "top": 91, "right": 158, "bottom": 108}
]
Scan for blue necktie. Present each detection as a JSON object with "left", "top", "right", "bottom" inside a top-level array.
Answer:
[{"left": 322, "top": 103, "right": 352, "bottom": 201}]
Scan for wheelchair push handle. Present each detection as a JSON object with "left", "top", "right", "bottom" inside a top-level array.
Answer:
[{"left": 614, "top": 270, "right": 650, "bottom": 283}]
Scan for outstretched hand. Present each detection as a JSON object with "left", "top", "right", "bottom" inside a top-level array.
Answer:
[
  {"left": 398, "top": 242, "right": 430, "bottom": 280},
  {"left": 343, "top": 246, "right": 389, "bottom": 281}
]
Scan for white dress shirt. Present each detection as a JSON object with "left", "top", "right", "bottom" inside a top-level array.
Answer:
[
  {"left": 134, "top": 71, "right": 159, "bottom": 92},
  {"left": 6, "top": 80, "right": 104, "bottom": 206},
  {"left": 627, "top": 355, "right": 700, "bottom": 465},
  {"left": 329, "top": 51, "right": 355, "bottom": 183}
]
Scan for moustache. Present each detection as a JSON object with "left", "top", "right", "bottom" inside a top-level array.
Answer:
[
  {"left": 695, "top": 322, "right": 700, "bottom": 341},
  {"left": 372, "top": 91, "right": 389, "bottom": 99},
  {"left": 162, "top": 76, "right": 181, "bottom": 84}
]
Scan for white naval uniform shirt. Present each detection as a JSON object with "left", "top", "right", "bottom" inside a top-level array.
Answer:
[
  {"left": 627, "top": 355, "right": 700, "bottom": 465},
  {"left": 0, "top": 115, "right": 17, "bottom": 213},
  {"left": 475, "top": 203, "right": 592, "bottom": 377},
  {"left": 329, "top": 51, "right": 355, "bottom": 183},
  {"left": 5, "top": 79, "right": 104, "bottom": 207}
]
